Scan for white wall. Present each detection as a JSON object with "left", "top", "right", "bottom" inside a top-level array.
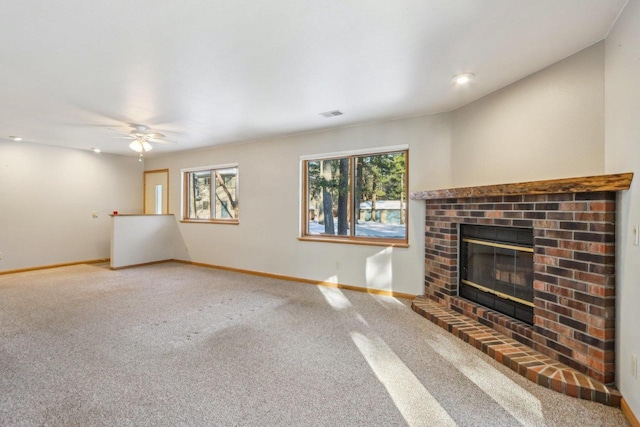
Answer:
[
  {"left": 605, "top": 0, "right": 640, "bottom": 415},
  {"left": 146, "top": 114, "right": 452, "bottom": 296},
  {"left": 451, "top": 42, "right": 605, "bottom": 186},
  {"left": 111, "top": 215, "right": 174, "bottom": 268},
  {"left": 0, "top": 141, "right": 143, "bottom": 271}
]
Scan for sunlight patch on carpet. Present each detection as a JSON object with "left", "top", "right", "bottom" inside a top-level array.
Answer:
[
  {"left": 317, "top": 285, "right": 352, "bottom": 310},
  {"left": 351, "top": 331, "right": 457, "bottom": 427},
  {"left": 430, "top": 335, "right": 544, "bottom": 426}
]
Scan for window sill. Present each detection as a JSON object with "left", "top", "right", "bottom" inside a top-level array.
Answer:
[
  {"left": 180, "top": 219, "right": 239, "bottom": 225},
  {"left": 298, "top": 236, "right": 409, "bottom": 248}
]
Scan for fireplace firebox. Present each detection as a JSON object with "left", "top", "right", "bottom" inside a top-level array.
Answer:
[{"left": 459, "top": 225, "right": 534, "bottom": 324}]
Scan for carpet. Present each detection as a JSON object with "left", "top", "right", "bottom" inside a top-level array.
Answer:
[{"left": 0, "top": 262, "right": 628, "bottom": 426}]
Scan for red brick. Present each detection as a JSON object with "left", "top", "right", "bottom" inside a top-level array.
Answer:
[
  {"left": 534, "top": 220, "right": 560, "bottom": 229},
  {"left": 550, "top": 377, "right": 564, "bottom": 393},
  {"left": 543, "top": 319, "right": 572, "bottom": 336},
  {"left": 588, "top": 347, "right": 607, "bottom": 362},
  {"left": 564, "top": 371, "right": 579, "bottom": 397},
  {"left": 559, "top": 240, "right": 589, "bottom": 251},
  {"left": 561, "top": 298, "right": 587, "bottom": 312},
  {"left": 534, "top": 255, "right": 559, "bottom": 266},
  {"left": 558, "top": 335, "right": 588, "bottom": 354},
  {"left": 589, "top": 326, "right": 614, "bottom": 340},
  {"left": 559, "top": 202, "right": 589, "bottom": 211},
  {"left": 575, "top": 271, "right": 607, "bottom": 286},
  {"left": 533, "top": 280, "right": 546, "bottom": 290},
  {"left": 536, "top": 309, "right": 558, "bottom": 322},
  {"left": 587, "top": 356, "right": 605, "bottom": 372},
  {"left": 573, "top": 350, "right": 591, "bottom": 367},
  {"left": 574, "top": 212, "right": 604, "bottom": 222},
  {"left": 545, "top": 248, "right": 573, "bottom": 258},
  {"left": 588, "top": 284, "right": 614, "bottom": 298},
  {"left": 546, "top": 284, "right": 573, "bottom": 298},
  {"left": 589, "top": 202, "right": 615, "bottom": 212},
  {"left": 558, "top": 278, "right": 588, "bottom": 292},
  {"left": 589, "top": 243, "right": 615, "bottom": 254},
  {"left": 572, "top": 311, "right": 605, "bottom": 329}
]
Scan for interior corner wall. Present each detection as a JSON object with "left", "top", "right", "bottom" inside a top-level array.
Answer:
[
  {"left": 604, "top": 0, "right": 640, "bottom": 415},
  {"left": 0, "top": 141, "right": 143, "bottom": 271},
  {"left": 145, "top": 113, "right": 452, "bottom": 296},
  {"left": 451, "top": 42, "right": 606, "bottom": 187}
]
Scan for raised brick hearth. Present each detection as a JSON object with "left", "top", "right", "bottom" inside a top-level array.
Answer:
[
  {"left": 413, "top": 298, "right": 622, "bottom": 406},
  {"left": 411, "top": 174, "right": 633, "bottom": 386}
]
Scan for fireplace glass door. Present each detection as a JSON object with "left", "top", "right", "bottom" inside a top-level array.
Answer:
[{"left": 460, "top": 225, "right": 534, "bottom": 324}]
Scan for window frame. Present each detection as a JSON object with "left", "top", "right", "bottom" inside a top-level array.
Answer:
[
  {"left": 181, "top": 163, "right": 239, "bottom": 224},
  {"left": 300, "top": 146, "right": 409, "bottom": 247}
]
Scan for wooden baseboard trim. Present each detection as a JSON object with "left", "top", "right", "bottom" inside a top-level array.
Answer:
[
  {"left": 622, "top": 398, "right": 640, "bottom": 427},
  {"left": 110, "top": 259, "right": 174, "bottom": 271},
  {"left": 1, "top": 257, "right": 416, "bottom": 299},
  {"left": 173, "top": 259, "right": 417, "bottom": 299},
  {"left": 0, "top": 259, "right": 110, "bottom": 276}
]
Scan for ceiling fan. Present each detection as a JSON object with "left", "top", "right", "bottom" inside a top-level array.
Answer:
[{"left": 117, "top": 124, "right": 177, "bottom": 153}]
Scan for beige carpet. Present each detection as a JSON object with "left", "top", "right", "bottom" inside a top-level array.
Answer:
[{"left": 0, "top": 262, "right": 628, "bottom": 426}]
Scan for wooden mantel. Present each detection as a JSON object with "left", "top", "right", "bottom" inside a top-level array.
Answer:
[{"left": 410, "top": 173, "right": 633, "bottom": 200}]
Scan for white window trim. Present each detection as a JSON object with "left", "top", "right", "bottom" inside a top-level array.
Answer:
[{"left": 180, "top": 163, "right": 239, "bottom": 221}]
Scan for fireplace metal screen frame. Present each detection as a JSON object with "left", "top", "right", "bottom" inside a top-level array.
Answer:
[{"left": 457, "top": 224, "right": 535, "bottom": 325}]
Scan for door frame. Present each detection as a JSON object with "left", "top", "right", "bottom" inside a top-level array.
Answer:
[{"left": 143, "top": 169, "right": 170, "bottom": 214}]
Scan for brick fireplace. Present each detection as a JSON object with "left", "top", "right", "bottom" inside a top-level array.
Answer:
[{"left": 411, "top": 173, "right": 633, "bottom": 385}]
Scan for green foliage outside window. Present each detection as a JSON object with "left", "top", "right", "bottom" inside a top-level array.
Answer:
[{"left": 305, "top": 150, "right": 407, "bottom": 240}]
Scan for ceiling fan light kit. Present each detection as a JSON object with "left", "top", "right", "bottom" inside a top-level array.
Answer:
[
  {"left": 129, "top": 139, "right": 153, "bottom": 153},
  {"left": 118, "top": 124, "right": 176, "bottom": 154}
]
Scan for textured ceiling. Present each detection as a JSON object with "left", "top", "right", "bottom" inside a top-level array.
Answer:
[{"left": 0, "top": 0, "right": 627, "bottom": 156}]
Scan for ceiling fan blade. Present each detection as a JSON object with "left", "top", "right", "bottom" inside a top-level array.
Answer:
[
  {"left": 61, "top": 123, "right": 118, "bottom": 128},
  {"left": 146, "top": 132, "right": 166, "bottom": 139},
  {"left": 148, "top": 138, "right": 177, "bottom": 145}
]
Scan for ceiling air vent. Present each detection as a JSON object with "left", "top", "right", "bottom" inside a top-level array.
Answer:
[{"left": 319, "top": 110, "right": 344, "bottom": 118}]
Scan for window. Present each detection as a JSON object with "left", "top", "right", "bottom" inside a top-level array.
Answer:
[
  {"left": 154, "top": 184, "right": 163, "bottom": 214},
  {"left": 183, "top": 165, "right": 238, "bottom": 223},
  {"left": 302, "top": 149, "right": 408, "bottom": 245}
]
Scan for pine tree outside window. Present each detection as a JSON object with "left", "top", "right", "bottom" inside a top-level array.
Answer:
[{"left": 301, "top": 148, "right": 408, "bottom": 246}]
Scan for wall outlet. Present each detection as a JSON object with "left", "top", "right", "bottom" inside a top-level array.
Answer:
[
  {"left": 92, "top": 211, "right": 99, "bottom": 219},
  {"left": 632, "top": 354, "right": 638, "bottom": 378}
]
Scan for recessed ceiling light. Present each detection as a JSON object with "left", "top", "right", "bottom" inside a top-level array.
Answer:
[
  {"left": 9, "top": 136, "right": 22, "bottom": 141},
  {"left": 91, "top": 148, "right": 101, "bottom": 153},
  {"left": 319, "top": 110, "right": 344, "bottom": 118},
  {"left": 452, "top": 73, "right": 475, "bottom": 84}
]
